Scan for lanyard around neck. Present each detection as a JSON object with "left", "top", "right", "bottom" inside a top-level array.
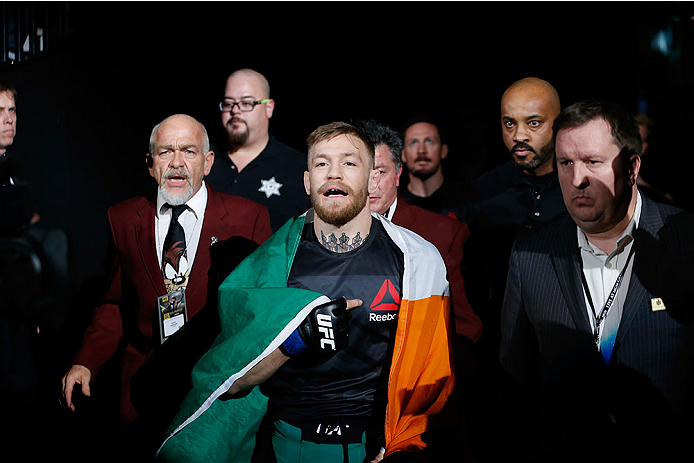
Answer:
[{"left": 580, "top": 242, "right": 636, "bottom": 348}]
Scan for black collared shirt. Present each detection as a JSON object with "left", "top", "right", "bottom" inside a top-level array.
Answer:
[
  {"left": 462, "top": 160, "right": 568, "bottom": 330},
  {"left": 465, "top": 160, "right": 566, "bottom": 238},
  {"left": 205, "top": 134, "right": 310, "bottom": 231}
]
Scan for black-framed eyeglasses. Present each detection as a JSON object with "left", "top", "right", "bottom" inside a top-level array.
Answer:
[{"left": 219, "top": 98, "right": 271, "bottom": 113}]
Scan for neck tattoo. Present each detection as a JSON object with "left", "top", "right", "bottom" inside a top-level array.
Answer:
[{"left": 320, "top": 230, "right": 367, "bottom": 253}]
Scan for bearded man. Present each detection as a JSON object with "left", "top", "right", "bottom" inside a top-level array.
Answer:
[
  {"left": 399, "top": 115, "right": 463, "bottom": 219},
  {"left": 461, "top": 77, "right": 569, "bottom": 460},
  {"left": 158, "top": 122, "right": 455, "bottom": 463},
  {"left": 61, "top": 114, "right": 271, "bottom": 428}
]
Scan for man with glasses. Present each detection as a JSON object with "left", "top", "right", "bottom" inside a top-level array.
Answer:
[{"left": 206, "top": 68, "right": 310, "bottom": 231}]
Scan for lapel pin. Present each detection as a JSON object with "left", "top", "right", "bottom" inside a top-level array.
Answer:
[
  {"left": 210, "top": 236, "right": 218, "bottom": 246},
  {"left": 650, "top": 297, "right": 666, "bottom": 312}
]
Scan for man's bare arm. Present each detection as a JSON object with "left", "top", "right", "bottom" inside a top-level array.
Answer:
[{"left": 222, "top": 348, "right": 290, "bottom": 398}]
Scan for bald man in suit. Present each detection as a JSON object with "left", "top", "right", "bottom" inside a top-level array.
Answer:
[{"left": 61, "top": 114, "right": 272, "bottom": 427}]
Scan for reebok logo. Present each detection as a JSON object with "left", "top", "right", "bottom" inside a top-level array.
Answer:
[
  {"left": 369, "top": 312, "right": 398, "bottom": 322},
  {"left": 371, "top": 279, "right": 401, "bottom": 311},
  {"left": 369, "top": 279, "right": 400, "bottom": 322}
]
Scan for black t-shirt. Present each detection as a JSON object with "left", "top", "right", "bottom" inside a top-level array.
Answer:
[
  {"left": 267, "top": 218, "right": 404, "bottom": 424},
  {"left": 399, "top": 179, "right": 464, "bottom": 220}
]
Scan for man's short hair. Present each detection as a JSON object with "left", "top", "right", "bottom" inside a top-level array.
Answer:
[
  {"left": 401, "top": 114, "right": 447, "bottom": 145},
  {"left": 0, "top": 82, "right": 17, "bottom": 101},
  {"left": 553, "top": 99, "right": 642, "bottom": 162},
  {"left": 354, "top": 119, "right": 402, "bottom": 171},
  {"left": 306, "top": 121, "right": 375, "bottom": 168}
]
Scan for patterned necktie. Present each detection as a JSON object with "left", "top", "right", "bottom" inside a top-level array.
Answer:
[{"left": 162, "top": 204, "right": 188, "bottom": 285}]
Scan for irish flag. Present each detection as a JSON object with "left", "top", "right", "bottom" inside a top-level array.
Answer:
[{"left": 157, "top": 211, "right": 454, "bottom": 461}]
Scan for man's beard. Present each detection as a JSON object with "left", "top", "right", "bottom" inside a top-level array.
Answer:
[
  {"left": 311, "top": 181, "right": 369, "bottom": 227},
  {"left": 226, "top": 118, "right": 249, "bottom": 153},
  {"left": 512, "top": 139, "right": 554, "bottom": 172},
  {"left": 410, "top": 155, "right": 437, "bottom": 181},
  {"left": 159, "top": 167, "right": 194, "bottom": 206}
]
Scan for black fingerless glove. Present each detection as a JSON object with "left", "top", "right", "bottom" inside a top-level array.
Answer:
[
  {"left": 279, "top": 297, "right": 352, "bottom": 357},
  {"left": 298, "top": 297, "right": 351, "bottom": 354}
]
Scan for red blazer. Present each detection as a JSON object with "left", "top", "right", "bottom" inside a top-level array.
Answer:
[
  {"left": 73, "top": 185, "right": 272, "bottom": 424},
  {"left": 392, "top": 196, "right": 482, "bottom": 343}
]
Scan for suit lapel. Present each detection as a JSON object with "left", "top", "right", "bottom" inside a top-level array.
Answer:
[
  {"left": 550, "top": 217, "right": 594, "bottom": 335},
  {"left": 185, "top": 186, "right": 224, "bottom": 305},
  {"left": 392, "top": 197, "right": 416, "bottom": 228},
  {"left": 617, "top": 196, "right": 667, "bottom": 344},
  {"left": 134, "top": 187, "right": 229, "bottom": 309},
  {"left": 134, "top": 198, "right": 168, "bottom": 296}
]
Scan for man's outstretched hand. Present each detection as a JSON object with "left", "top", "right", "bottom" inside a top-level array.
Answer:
[{"left": 61, "top": 364, "right": 92, "bottom": 411}]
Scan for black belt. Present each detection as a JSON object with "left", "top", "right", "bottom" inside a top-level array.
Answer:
[{"left": 291, "top": 416, "right": 367, "bottom": 445}]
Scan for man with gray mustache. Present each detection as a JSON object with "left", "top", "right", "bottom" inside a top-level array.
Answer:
[{"left": 60, "top": 114, "right": 272, "bottom": 433}]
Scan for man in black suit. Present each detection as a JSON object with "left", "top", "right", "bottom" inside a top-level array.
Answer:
[{"left": 499, "top": 99, "right": 694, "bottom": 462}]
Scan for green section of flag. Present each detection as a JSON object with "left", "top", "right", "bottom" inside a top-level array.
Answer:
[{"left": 158, "top": 215, "right": 323, "bottom": 462}]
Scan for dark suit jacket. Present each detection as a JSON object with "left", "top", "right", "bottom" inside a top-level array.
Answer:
[
  {"left": 72, "top": 185, "right": 272, "bottom": 424},
  {"left": 499, "top": 194, "right": 694, "bottom": 462},
  {"left": 392, "top": 196, "right": 482, "bottom": 344}
]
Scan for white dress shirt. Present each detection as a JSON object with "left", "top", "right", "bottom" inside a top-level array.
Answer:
[{"left": 578, "top": 192, "right": 642, "bottom": 356}]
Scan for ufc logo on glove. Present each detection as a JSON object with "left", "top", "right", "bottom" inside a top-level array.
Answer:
[{"left": 317, "top": 314, "right": 336, "bottom": 350}]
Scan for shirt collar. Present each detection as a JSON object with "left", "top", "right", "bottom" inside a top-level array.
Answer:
[
  {"left": 383, "top": 197, "right": 398, "bottom": 219},
  {"left": 156, "top": 180, "right": 208, "bottom": 220},
  {"left": 509, "top": 162, "right": 559, "bottom": 186},
  {"left": 577, "top": 191, "right": 642, "bottom": 257}
]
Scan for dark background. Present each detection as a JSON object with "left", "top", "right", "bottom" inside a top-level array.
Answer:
[
  {"left": 2, "top": 1, "right": 694, "bottom": 456},
  {"left": 2, "top": 0, "right": 694, "bottom": 340}
]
